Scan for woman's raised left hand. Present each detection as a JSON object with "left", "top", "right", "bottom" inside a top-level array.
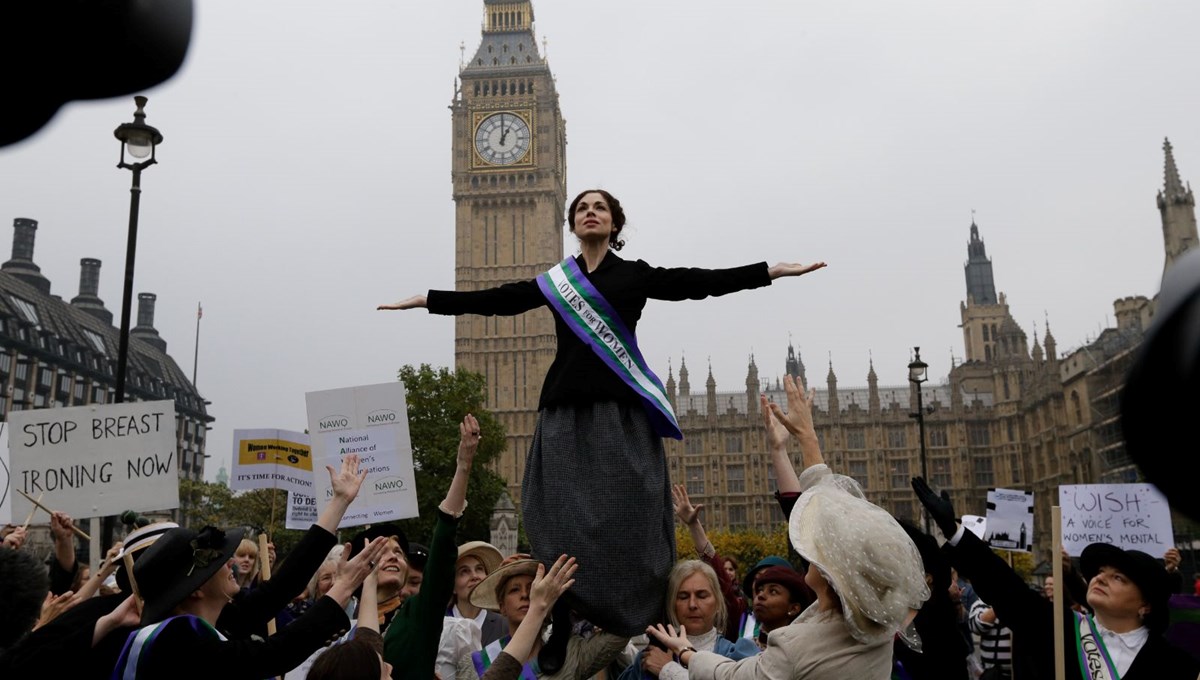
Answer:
[
  {"left": 767, "top": 262, "right": 826, "bottom": 279},
  {"left": 644, "top": 623, "right": 692, "bottom": 656}
]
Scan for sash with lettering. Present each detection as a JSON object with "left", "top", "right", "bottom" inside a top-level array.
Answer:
[
  {"left": 537, "top": 257, "right": 682, "bottom": 440},
  {"left": 1074, "top": 610, "right": 1120, "bottom": 680},
  {"left": 471, "top": 635, "right": 540, "bottom": 679}
]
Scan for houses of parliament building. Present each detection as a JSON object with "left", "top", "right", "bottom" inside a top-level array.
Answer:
[{"left": 450, "top": 1, "right": 1197, "bottom": 560}]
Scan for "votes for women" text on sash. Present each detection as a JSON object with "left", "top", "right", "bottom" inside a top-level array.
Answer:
[{"left": 537, "top": 257, "right": 682, "bottom": 440}]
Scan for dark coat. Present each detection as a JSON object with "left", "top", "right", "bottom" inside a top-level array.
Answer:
[
  {"left": 1, "top": 523, "right": 338, "bottom": 679},
  {"left": 480, "top": 610, "right": 510, "bottom": 647},
  {"left": 947, "top": 530, "right": 1198, "bottom": 680},
  {"left": 115, "top": 596, "right": 349, "bottom": 679}
]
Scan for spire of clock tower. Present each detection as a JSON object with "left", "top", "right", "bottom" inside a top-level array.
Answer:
[{"left": 451, "top": 1, "right": 566, "bottom": 506}]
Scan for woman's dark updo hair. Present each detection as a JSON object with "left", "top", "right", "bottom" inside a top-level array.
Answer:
[{"left": 567, "top": 189, "right": 626, "bottom": 251}]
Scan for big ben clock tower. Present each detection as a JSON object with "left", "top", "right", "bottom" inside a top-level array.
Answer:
[{"left": 452, "top": 0, "right": 566, "bottom": 504}]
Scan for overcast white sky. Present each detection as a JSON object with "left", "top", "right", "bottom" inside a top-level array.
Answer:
[{"left": 1, "top": 1, "right": 1197, "bottom": 481}]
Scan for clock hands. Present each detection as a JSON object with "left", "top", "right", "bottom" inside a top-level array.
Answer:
[{"left": 499, "top": 113, "right": 510, "bottom": 147}]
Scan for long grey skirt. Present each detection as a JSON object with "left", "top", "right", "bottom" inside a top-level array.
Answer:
[{"left": 521, "top": 401, "right": 676, "bottom": 636}]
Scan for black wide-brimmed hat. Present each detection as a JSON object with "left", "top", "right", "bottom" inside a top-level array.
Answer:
[
  {"left": 1121, "top": 249, "right": 1200, "bottom": 521},
  {"left": 1080, "top": 543, "right": 1171, "bottom": 635},
  {"left": 133, "top": 525, "right": 244, "bottom": 625}
]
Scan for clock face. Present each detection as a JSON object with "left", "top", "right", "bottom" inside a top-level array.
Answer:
[{"left": 475, "top": 112, "right": 532, "bottom": 165}]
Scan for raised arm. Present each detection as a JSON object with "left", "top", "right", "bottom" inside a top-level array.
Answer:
[
  {"left": 672, "top": 484, "right": 713, "bottom": 557},
  {"left": 766, "top": 375, "right": 824, "bottom": 471},
  {"left": 441, "top": 414, "right": 480, "bottom": 516},
  {"left": 482, "top": 556, "right": 578, "bottom": 680},
  {"left": 316, "top": 453, "right": 368, "bottom": 535},
  {"left": 761, "top": 394, "right": 800, "bottom": 495},
  {"left": 380, "top": 280, "right": 543, "bottom": 317}
]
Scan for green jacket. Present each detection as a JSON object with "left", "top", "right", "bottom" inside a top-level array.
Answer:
[{"left": 383, "top": 508, "right": 461, "bottom": 679}]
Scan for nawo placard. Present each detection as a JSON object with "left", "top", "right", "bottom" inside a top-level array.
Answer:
[
  {"left": 305, "top": 382, "right": 417, "bottom": 528},
  {"left": 7, "top": 401, "right": 178, "bottom": 520}
]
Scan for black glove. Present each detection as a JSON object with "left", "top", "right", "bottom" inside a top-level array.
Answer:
[{"left": 911, "top": 476, "right": 959, "bottom": 539}]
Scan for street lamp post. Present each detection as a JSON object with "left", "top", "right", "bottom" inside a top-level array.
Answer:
[
  {"left": 908, "top": 347, "right": 930, "bottom": 533},
  {"left": 113, "top": 96, "right": 162, "bottom": 404},
  {"left": 105, "top": 97, "right": 162, "bottom": 552}
]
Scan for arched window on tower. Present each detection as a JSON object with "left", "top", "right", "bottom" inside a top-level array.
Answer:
[
  {"left": 985, "top": 346, "right": 991, "bottom": 361},
  {"left": 519, "top": 82, "right": 525, "bottom": 94},
  {"left": 503, "top": 44, "right": 508, "bottom": 53},
  {"left": 1070, "top": 390, "right": 1082, "bottom": 424},
  {"left": 982, "top": 325, "right": 990, "bottom": 341},
  {"left": 510, "top": 57, "right": 516, "bottom": 65},
  {"left": 493, "top": 58, "right": 499, "bottom": 65}
]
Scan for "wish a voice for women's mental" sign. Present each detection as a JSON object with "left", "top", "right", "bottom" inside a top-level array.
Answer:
[{"left": 1059, "top": 484, "right": 1174, "bottom": 556}]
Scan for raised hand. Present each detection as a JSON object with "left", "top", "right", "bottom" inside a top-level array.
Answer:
[
  {"left": 457, "top": 413, "right": 481, "bottom": 469},
  {"left": 2, "top": 525, "right": 27, "bottom": 550},
  {"left": 767, "top": 262, "right": 827, "bottom": 279},
  {"left": 768, "top": 374, "right": 817, "bottom": 441},
  {"left": 93, "top": 595, "right": 142, "bottom": 646},
  {"left": 377, "top": 295, "right": 427, "bottom": 311},
  {"left": 1165, "top": 546, "right": 1182, "bottom": 573},
  {"left": 529, "top": 554, "right": 578, "bottom": 613},
  {"left": 672, "top": 484, "right": 703, "bottom": 526},
  {"left": 327, "top": 453, "right": 368, "bottom": 504},
  {"left": 50, "top": 512, "right": 75, "bottom": 542},
  {"left": 644, "top": 623, "right": 692, "bottom": 656},
  {"left": 328, "top": 537, "right": 391, "bottom": 606},
  {"left": 761, "top": 394, "right": 789, "bottom": 451},
  {"left": 911, "top": 476, "right": 958, "bottom": 539},
  {"left": 33, "top": 590, "right": 81, "bottom": 630}
]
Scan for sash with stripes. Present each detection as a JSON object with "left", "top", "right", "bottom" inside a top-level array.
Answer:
[
  {"left": 537, "top": 257, "right": 682, "bottom": 440},
  {"left": 1074, "top": 611, "right": 1120, "bottom": 680},
  {"left": 112, "top": 614, "right": 227, "bottom": 680},
  {"left": 471, "top": 635, "right": 540, "bottom": 679},
  {"left": 738, "top": 610, "right": 760, "bottom": 641}
]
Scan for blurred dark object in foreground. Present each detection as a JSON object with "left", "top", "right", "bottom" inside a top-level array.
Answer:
[
  {"left": 1122, "top": 249, "right": 1200, "bottom": 521},
  {"left": 0, "top": 0, "right": 192, "bottom": 147}
]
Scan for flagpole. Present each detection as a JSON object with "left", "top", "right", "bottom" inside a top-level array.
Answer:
[{"left": 192, "top": 301, "right": 202, "bottom": 387}]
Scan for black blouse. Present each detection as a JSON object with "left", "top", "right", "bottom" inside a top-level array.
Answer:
[{"left": 427, "top": 252, "right": 771, "bottom": 410}]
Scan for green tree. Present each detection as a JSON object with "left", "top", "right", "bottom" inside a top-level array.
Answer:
[
  {"left": 178, "top": 478, "right": 234, "bottom": 529},
  {"left": 393, "top": 364, "right": 508, "bottom": 546}
]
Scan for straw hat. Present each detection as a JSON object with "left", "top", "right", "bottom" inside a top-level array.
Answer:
[
  {"left": 456, "top": 541, "right": 503, "bottom": 574},
  {"left": 469, "top": 559, "right": 540, "bottom": 612}
]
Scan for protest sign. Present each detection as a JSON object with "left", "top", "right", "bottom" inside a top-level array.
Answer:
[
  {"left": 0, "top": 422, "right": 11, "bottom": 525},
  {"left": 230, "top": 429, "right": 313, "bottom": 496},
  {"left": 985, "top": 487, "right": 1034, "bottom": 552},
  {"left": 285, "top": 490, "right": 319, "bottom": 531},
  {"left": 961, "top": 514, "right": 987, "bottom": 541},
  {"left": 306, "top": 382, "right": 416, "bottom": 528},
  {"left": 1059, "top": 483, "right": 1174, "bottom": 556},
  {"left": 7, "top": 401, "right": 178, "bottom": 520}
]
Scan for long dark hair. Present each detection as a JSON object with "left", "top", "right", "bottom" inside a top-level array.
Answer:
[{"left": 567, "top": 189, "right": 626, "bottom": 251}]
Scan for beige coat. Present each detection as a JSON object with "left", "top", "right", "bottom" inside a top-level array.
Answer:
[{"left": 687, "top": 613, "right": 893, "bottom": 680}]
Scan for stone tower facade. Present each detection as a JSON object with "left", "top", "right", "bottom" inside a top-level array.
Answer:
[
  {"left": 451, "top": 0, "right": 567, "bottom": 503},
  {"left": 1158, "top": 138, "right": 1198, "bottom": 275}
]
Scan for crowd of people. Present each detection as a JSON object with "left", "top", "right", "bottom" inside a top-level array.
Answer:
[{"left": 1, "top": 189, "right": 1198, "bottom": 678}]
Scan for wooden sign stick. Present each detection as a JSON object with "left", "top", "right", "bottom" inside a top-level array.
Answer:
[
  {"left": 16, "top": 489, "right": 91, "bottom": 540},
  {"left": 258, "top": 532, "right": 277, "bottom": 636},
  {"left": 1052, "top": 507, "right": 1065, "bottom": 680},
  {"left": 20, "top": 492, "right": 44, "bottom": 529}
]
